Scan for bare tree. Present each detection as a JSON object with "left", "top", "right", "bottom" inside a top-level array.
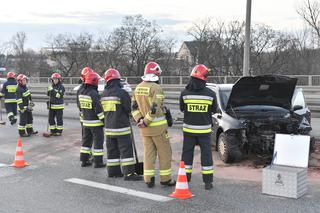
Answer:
[
  {"left": 9, "top": 32, "right": 41, "bottom": 76},
  {"left": 11, "top": 31, "right": 26, "bottom": 55},
  {"left": 297, "top": 0, "right": 320, "bottom": 45},
  {"left": 46, "top": 32, "right": 94, "bottom": 77},
  {"left": 250, "top": 24, "right": 294, "bottom": 75},
  {"left": 110, "top": 15, "right": 164, "bottom": 76},
  {"left": 0, "top": 41, "right": 11, "bottom": 68},
  {"left": 187, "top": 19, "right": 245, "bottom": 76},
  {"left": 95, "top": 31, "right": 128, "bottom": 74}
]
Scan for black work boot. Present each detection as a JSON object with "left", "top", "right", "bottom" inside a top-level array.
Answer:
[
  {"left": 160, "top": 179, "right": 176, "bottom": 187},
  {"left": 20, "top": 133, "right": 30, "bottom": 137},
  {"left": 31, "top": 131, "right": 38, "bottom": 135},
  {"left": 94, "top": 162, "right": 106, "bottom": 168},
  {"left": 81, "top": 161, "right": 92, "bottom": 167},
  {"left": 124, "top": 173, "right": 143, "bottom": 181},
  {"left": 10, "top": 118, "right": 17, "bottom": 125},
  {"left": 204, "top": 182, "right": 213, "bottom": 190},
  {"left": 146, "top": 177, "right": 155, "bottom": 188},
  {"left": 108, "top": 173, "right": 124, "bottom": 178}
]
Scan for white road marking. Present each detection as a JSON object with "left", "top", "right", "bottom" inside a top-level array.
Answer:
[
  {"left": 0, "top": 163, "right": 9, "bottom": 168},
  {"left": 64, "top": 178, "right": 174, "bottom": 202}
]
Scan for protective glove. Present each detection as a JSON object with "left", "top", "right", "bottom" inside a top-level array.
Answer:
[{"left": 27, "top": 105, "right": 33, "bottom": 111}]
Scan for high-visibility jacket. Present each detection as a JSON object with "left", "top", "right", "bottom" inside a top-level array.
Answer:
[
  {"left": 101, "top": 80, "right": 131, "bottom": 136},
  {"left": 131, "top": 81, "right": 168, "bottom": 136},
  {"left": 0, "top": 79, "right": 17, "bottom": 103},
  {"left": 16, "top": 84, "right": 32, "bottom": 112},
  {"left": 180, "top": 86, "right": 217, "bottom": 135},
  {"left": 78, "top": 84, "right": 104, "bottom": 127},
  {"left": 47, "top": 82, "right": 65, "bottom": 109}
]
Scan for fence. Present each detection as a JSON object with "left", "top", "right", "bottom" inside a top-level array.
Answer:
[{"left": 28, "top": 75, "right": 320, "bottom": 86}]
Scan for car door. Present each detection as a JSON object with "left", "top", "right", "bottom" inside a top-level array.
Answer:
[{"left": 211, "top": 88, "right": 223, "bottom": 145}]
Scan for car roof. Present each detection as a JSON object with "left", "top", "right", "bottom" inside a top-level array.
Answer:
[{"left": 206, "top": 83, "right": 233, "bottom": 90}]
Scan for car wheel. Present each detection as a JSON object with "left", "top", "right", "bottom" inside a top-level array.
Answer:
[
  {"left": 217, "top": 132, "right": 242, "bottom": 163},
  {"left": 310, "top": 137, "right": 316, "bottom": 154}
]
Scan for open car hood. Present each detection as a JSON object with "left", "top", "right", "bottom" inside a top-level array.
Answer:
[{"left": 226, "top": 75, "right": 297, "bottom": 111}]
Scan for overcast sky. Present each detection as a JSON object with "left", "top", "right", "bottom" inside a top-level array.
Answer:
[{"left": 0, "top": 0, "right": 307, "bottom": 49}]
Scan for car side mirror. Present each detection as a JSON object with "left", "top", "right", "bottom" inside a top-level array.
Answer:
[{"left": 293, "top": 105, "right": 303, "bottom": 111}]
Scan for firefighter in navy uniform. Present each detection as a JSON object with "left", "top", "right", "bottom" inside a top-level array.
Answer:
[
  {"left": 77, "top": 67, "right": 94, "bottom": 126},
  {"left": 16, "top": 74, "right": 38, "bottom": 137},
  {"left": 131, "top": 62, "right": 175, "bottom": 188},
  {"left": 101, "top": 68, "right": 142, "bottom": 181},
  {"left": 179, "top": 64, "right": 217, "bottom": 190},
  {"left": 78, "top": 71, "right": 106, "bottom": 168},
  {"left": 0, "top": 72, "right": 18, "bottom": 125},
  {"left": 47, "top": 72, "right": 65, "bottom": 136}
]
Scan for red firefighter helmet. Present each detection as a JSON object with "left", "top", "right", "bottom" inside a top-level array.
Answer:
[
  {"left": 104, "top": 68, "right": 121, "bottom": 83},
  {"left": 141, "top": 62, "right": 162, "bottom": 82},
  {"left": 80, "top": 67, "right": 94, "bottom": 81},
  {"left": 84, "top": 72, "right": 100, "bottom": 86},
  {"left": 16, "top": 74, "right": 28, "bottom": 84},
  {"left": 51, "top": 73, "right": 62, "bottom": 79},
  {"left": 7, "top": 72, "right": 16, "bottom": 79},
  {"left": 190, "top": 64, "right": 209, "bottom": 81}
]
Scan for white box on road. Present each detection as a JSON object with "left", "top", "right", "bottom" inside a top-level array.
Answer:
[
  {"left": 262, "top": 165, "right": 308, "bottom": 199},
  {"left": 262, "top": 134, "right": 310, "bottom": 199}
]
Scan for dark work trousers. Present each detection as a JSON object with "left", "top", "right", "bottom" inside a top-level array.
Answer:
[
  {"left": 5, "top": 103, "right": 17, "bottom": 121},
  {"left": 106, "top": 135, "right": 135, "bottom": 176},
  {"left": 181, "top": 133, "right": 214, "bottom": 183},
  {"left": 80, "top": 126, "right": 104, "bottom": 164},
  {"left": 79, "top": 112, "right": 83, "bottom": 137},
  {"left": 18, "top": 110, "right": 34, "bottom": 136},
  {"left": 48, "top": 109, "right": 63, "bottom": 134}
]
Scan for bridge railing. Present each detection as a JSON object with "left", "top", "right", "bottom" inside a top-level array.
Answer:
[{"left": 28, "top": 75, "right": 320, "bottom": 86}]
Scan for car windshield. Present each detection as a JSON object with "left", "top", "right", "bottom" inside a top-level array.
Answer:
[{"left": 219, "top": 89, "right": 232, "bottom": 110}]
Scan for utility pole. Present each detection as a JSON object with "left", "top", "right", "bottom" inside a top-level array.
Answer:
[{"left": 243, "top": 0, "right": 252, "bottom": 76}]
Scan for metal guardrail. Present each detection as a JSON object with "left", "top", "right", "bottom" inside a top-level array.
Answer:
[
  {"left": 28, "top": 75, "right": 320, "bottom": 86},
  {"left": 27, "top": 85, "right": 320, "bottom": 114}
]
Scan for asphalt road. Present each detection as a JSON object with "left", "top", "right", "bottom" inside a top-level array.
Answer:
[{"left": 0, "top": 116, "right": 320, "bottom": 213}]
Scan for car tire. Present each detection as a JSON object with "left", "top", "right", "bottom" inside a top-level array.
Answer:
[
  {"left": 217, "top": 132, "right": 242, "bottom": 163},
  {"left": 310, "top": 137, "right": 316, "bottom": 154}
]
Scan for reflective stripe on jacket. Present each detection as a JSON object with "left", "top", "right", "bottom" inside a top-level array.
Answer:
[
  {"left": 78, "top": 85, "right": 104, "bottom": 127},
  {"left": 180, "top": 86, "right": 217, "bottom": 135},
  {"left": 131, "top": 81, "right": 168, "bottom": 136},
  {"left": 0, "top": 79, "right": 17, "bottom": 103}
]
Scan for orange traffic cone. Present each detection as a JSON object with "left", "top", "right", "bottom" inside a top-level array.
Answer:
[
  {"left": 11, "top": 138, "right": 29, "bottom": 168},
  {"left": 170, "top": 161, "right": 193, "bottom": 199}
]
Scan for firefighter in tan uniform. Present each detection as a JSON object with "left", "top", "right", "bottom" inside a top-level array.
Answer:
[{"left": 131, "top": 61, "right": 175, "bottom": 188}]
